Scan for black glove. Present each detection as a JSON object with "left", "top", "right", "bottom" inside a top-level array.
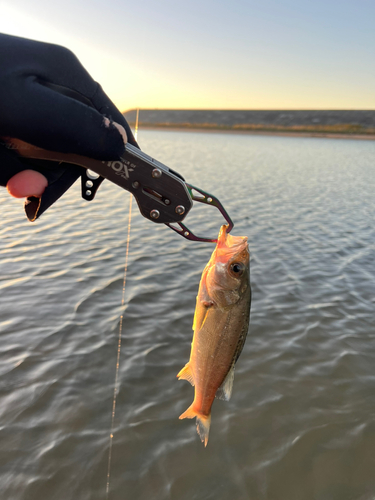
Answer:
[{"left": 0, "top": 33, "right": 138, "bottom": 220}]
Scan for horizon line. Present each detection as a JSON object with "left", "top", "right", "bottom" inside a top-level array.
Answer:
[{"left": 122, "top": 107, "right": 375, "bottom": 113}]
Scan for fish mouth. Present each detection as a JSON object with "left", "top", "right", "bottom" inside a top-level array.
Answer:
[
  {"left": 213, "top": 225, "right": 249, "bottom": 264},
  {"left": 217, "top": 224, "right": 248, "bottom": 250}
]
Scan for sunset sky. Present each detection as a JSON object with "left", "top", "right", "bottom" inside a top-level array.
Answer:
[{"left": 1, "top": 0, "right": 374, "bottom": 111}]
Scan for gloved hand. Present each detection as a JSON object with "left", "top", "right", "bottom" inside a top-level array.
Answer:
[{"left": 0, "top": 33, "right": 138, "bottom": 220}]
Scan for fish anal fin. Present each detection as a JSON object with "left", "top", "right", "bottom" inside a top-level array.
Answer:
[
  {"left": 216, "top": 365, "right": 235, "bottom": 401},
  {"left": 179, "top": 403, "right": 211, "bottom": 447},
  {"left": 177, "top": 363, "right": 195, "bottom": 386}
]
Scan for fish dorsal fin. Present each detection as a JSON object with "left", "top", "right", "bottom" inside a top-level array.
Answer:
[
  {"left": 215, "top": 365, "right": 235, "bottom": 401},
  {"left": 177, "top": 363, "right": 195, "bottom": 386}
]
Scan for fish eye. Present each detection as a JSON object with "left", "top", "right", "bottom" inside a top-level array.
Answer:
[{"left": 229, "top": 262, "right": 245, "bottom": 277}]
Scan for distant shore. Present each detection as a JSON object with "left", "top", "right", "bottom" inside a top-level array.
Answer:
[
  {"left": 123, "top": 110, "right": 375, "bottom": 141},
  {"left": 129, "top": 123, "right": 375, "bottom": 141}
]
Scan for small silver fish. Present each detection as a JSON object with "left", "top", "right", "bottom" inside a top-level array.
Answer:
[{"left": 178, "top": 224, "right": 251, "bottom": 446}]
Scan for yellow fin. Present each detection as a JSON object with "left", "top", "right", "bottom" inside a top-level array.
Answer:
[
  {"left": 192, "top": 273, "right": 213, "bottom": 332},
  {"left": 179, "top": 403, "right": 197, "bottom": 420},
  {"left": 179, "top": 403, "right": 211, "bottom": 447},
  {"left": 177, "top": 363, "right": 195, "bottom": 386}
]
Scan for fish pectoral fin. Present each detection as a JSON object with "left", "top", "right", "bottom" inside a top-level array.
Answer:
[
  {"left": 177, "top": 363, "right": 195, "bottom": 386},
  {"left": 192, "top": 273, "right": 215, "bottom": 332},
  {"left": 179, "top": 404, "right": 211, "bottom": 447},
  {"left": 192, "top": 305, "right": 207, "bottom": 332},
  {"left": 192, "top": 297, "right": 214, "bottom": 332},
  {"left": 215, "top": 364, "right": 235, "bottom": 401}
]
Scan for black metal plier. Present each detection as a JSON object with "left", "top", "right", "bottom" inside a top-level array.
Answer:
[{"left": 4, "top": 138, "right": 233, "bottom": 243}]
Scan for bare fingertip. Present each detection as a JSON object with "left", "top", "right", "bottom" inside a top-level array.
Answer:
[
  {"left": 7, "top": 170, "right": 48, "bottom": 198},
  {"left": 103, "top": 117, "right": 127, "bottom": 145},
  {"left": 112, "top": 122, "right": 128, "bottom": 145}
]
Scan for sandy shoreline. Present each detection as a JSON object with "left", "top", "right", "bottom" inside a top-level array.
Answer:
[{"left": 133, "top": 125, "right": 375, "bottom": 141}]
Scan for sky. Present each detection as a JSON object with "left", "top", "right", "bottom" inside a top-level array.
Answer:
[{"left": 1, "top": 0, "right": 374, "bottom": 111}]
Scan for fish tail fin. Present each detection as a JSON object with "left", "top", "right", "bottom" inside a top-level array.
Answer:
[
  {"left": 179, "top": 404, "right": 211, "bottom": 447},
  {"left": 196, "top": 413, "right": 211, "bottom": 447}
]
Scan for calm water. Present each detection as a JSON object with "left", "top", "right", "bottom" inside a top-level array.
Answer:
[{"left": 1, "top": 131, "right": 375, "bottom": 500}]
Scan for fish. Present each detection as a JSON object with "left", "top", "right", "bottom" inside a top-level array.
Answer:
[{"left": 177, "top": 224, "right": 251, "bottom": 446}]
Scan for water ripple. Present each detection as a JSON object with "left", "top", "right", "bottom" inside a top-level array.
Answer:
[{"left": 1, "top": 132, "right": 375, "bottom": 499}]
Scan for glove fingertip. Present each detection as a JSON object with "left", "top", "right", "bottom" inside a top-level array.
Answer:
[{"left": 25, "top": 196, "right": 41, "bottom": 222}]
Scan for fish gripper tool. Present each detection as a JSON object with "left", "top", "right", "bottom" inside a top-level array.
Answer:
[{"left": 4, "top": 138, "right": 234, "bottom": 243}]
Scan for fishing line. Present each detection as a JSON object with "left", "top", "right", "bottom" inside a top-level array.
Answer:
[
  {"left": 105, "top": 193, "right": 132, "bottom": 498},
  {"left": 105, "top": 109, "right": 139, "bottom": 498},
  {"left": 134, "top": 108, "right": 139, "bottom": 141}
]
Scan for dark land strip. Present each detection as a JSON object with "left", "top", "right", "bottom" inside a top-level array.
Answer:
[{"left": 123, "top": 110, "right": 375, "bottom": 139}]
